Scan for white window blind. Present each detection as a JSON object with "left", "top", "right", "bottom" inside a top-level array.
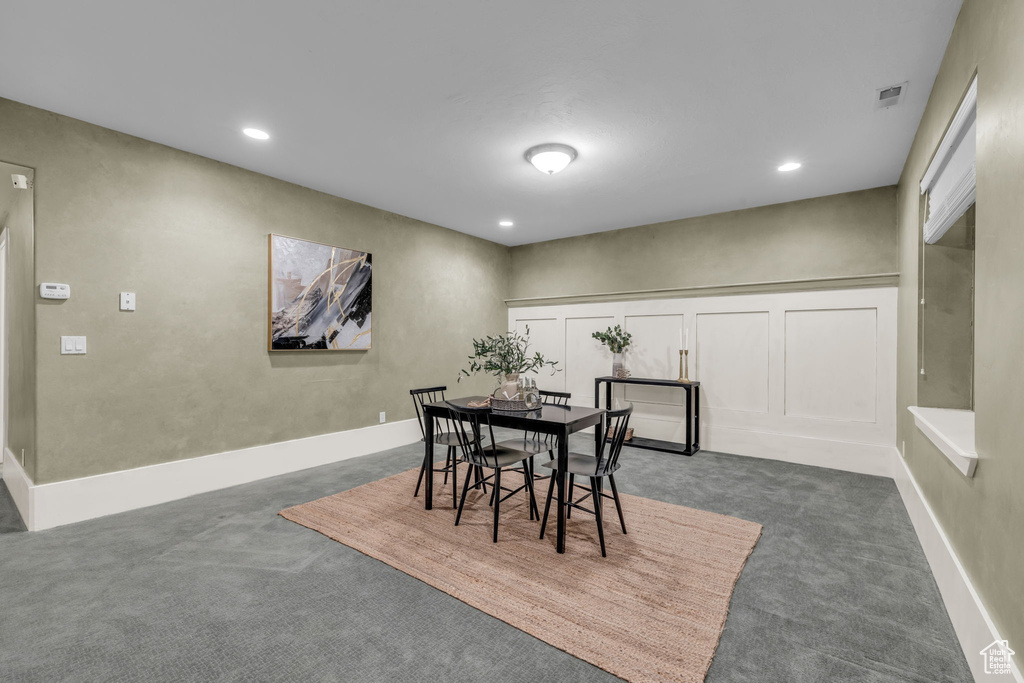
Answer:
[{"left": 920, "top": 76, "right": 977, "bottom": 245}]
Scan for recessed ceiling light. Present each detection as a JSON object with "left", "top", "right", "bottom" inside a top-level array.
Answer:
[
  {"left": 777, "top": 162, "right": 801, "bottom": 172},
  {"left": 243, "top": 127, "right": 270, "bottom": 140},
  {"left": 499, "top": 220, "right": 514, "bottom": 227},
  {"left": 525, "top": 143, "right": 577, "bottom": 175}
]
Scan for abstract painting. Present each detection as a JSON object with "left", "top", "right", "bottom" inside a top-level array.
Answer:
[{"left": 269, "top": 234, "right": 372, "bottom": 350}]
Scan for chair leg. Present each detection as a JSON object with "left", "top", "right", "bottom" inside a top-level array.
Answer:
[
  {"left": 492, "top": 467, "right": 502, "bottom": 543},
  {"left": 592, "top": 477, "right": 607, "bottom": 557},
  {"left": 567, "top": 474, "right": 575, "bottom": 519},
  {"left": 609, "top": 473, "right": 627, "bottom": 534},
  {"left": 454, "top": 463, "right": 474, "bottom": 526},
  {"left": 523, "top": 462, "right": 539, "bottom": 521},
  {"left": 540, "top": 470, "right": 556, "bottom": 539},
  {"left": 442, "top": 446, "right": 451, "bottom": 485},
  {"left": 451, "top": 450, "right": 458, "bottom": 509}
]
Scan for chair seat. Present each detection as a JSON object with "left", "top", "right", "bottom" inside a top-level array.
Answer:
[
  {"left": 496, "top": 437, "right": 555, "bottom": 455},
  {"left": 465, "top": 445, "right": 533, "bottom": 469},
  {"left": 541, "top": 452, "right": 620, "bottom": 476}
]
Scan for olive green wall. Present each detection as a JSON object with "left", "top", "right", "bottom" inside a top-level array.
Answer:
[
  {"left": 0, "top": 161, "right": 36, "bottom": 478},
  {"left": 0, "top": 98, "right": 508, "bottom": 485},
  {"left": 508, "top": 187, "right": 897, "bottom": 301},
  {"left": 896, "top": 0, "right": 1023, "bottom": 652}
]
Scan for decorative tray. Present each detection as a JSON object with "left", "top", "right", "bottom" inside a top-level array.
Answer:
[{"left": 490, "top": 396, "right": 532, "bottom": 412}]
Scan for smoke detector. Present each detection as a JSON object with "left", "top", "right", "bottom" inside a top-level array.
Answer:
[{"left": 875, "top": 82, "right": 908, "bottom": 110}]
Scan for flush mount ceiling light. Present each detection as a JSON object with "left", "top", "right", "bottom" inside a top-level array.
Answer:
[
  {"left": 777, "top": 162, "right": 801, "bottom": 172},
  {"left": 243, "top": 127, "right": 270, "bottom": 140},
  {"left": 525, "top": 143, "right": 577, "bottom": 175},
  {"left": 499, "top": 220, "right": 514, "bottom": 227}
]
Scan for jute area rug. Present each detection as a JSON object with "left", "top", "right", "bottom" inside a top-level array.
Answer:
[{"left": 280, "top": 468, "right": 762, "bottom": 683}]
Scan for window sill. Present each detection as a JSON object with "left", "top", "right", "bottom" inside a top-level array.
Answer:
[{"left": 908, "top": 406, "right": 977, "bottom": 477}]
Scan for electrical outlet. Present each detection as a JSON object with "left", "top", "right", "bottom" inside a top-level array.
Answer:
[{"left": 379, "top": 411, "right": 386, "bottom": 424}]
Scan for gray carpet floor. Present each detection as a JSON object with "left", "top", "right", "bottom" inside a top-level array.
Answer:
[{"left": 0, "top": 434, "right": 971, "bottom": 682}]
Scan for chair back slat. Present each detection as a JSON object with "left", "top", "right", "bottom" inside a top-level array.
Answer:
[
  {"left": 411, "top": 386, "right": 448, "bottom": 439},
  {"left": 524, "top": 389, "right": 573, "bottom": 444},
  {"left": 595, "top": 404, "right": 633, "bottom": 475},
  {"left": 445, "top": 401, "right": 500, "bottom": 469}
]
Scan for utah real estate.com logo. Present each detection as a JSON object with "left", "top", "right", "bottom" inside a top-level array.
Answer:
[{"left": 980, "top": 640, "right": 1015, "bottom": 676}]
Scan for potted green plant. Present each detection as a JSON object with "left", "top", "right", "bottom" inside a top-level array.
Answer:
[
  {"left": 592, "top": 324, "right": 633, "bottom": 376},
  {"left": 459, "top": 327, "right": 559, "bottom": 399}
]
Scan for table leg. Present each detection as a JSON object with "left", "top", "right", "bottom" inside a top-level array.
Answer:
[
  {"left": 694, "top": 385, "right": 701, "bottom": 451},
  {"left": 685, "top": 386, "right": 693, "bottom": 456},
  {"left": 556, "top": 426, "right": 569, "bottom": 554},
  {"left": 424, "top": 416, "right": 434, "bottom": 510}
]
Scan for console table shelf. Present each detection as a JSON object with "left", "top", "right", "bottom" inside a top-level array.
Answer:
[{"left": 594, "top": 376, "right": 701, "bottom": 456}]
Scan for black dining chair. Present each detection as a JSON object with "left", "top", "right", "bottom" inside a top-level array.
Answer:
[
  {"left": 539, "top": 404, "right": 633, "bottom": 557},
  {"left": 411, "top": 386, "right": 480, "bottom": 508},
  {"left": 496, "top": 389, "right": 571, "bottom": 480},
  {"left": 447, "top": 401, "right": 540, "bottom": 543},
  {"left": 496, "top": 389, "right": 571, "bottom": 458}
]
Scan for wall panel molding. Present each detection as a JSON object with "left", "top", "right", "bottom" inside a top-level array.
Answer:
[
  {"left": 505, "top": 272, "right": 900, "bottom": 307},
  {"left": 509, "top": 287, "right": 897, "bottom": 468}
]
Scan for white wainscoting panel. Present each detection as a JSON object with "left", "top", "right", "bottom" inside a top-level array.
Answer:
[
  {"left": 785, "top": 308, "right": 877, "bottom": 422},
  {"left": 697, "top": 311, "right": 770, "bottom": 413},
  {"left": 623, "top": 314, "right": 685, "bottom": 406},
  {"left": 564, "top": 316, "right": 614, "bottom": 406},
  {"left": 515, "top": 317, "right": 564, "bottom": 390},
  {"left": 509, "top": 287, "right": 897, "bottom": 474}
]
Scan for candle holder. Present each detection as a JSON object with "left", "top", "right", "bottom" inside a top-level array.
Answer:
[{"left": 677, "top": 349, "right": 689, "bottom": 382}]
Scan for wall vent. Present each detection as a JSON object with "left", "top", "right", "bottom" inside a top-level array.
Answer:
[{"left": 875, "top": 82, "right": 908, "bottom": 109}]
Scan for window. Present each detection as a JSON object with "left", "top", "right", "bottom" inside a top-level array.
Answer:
[{"left": 913, "top": 75, "right": 978, "bottom": 477}]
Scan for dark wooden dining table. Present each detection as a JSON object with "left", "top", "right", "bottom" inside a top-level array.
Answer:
[{"left": 421, "top": 396, "right": 606, "bottom": 554}]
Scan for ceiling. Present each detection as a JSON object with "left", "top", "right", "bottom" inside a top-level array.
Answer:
[{"left": 0, "top": 1, "right": 961, "bottom": 246}]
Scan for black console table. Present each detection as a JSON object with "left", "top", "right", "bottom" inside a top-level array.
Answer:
[{"left": 594, "top": 376, "right": 700, "bottom": 456}]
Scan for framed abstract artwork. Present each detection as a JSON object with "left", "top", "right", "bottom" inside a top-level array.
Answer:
[{"left": 268, "top": 234, "right": 372, "bottom": 350}]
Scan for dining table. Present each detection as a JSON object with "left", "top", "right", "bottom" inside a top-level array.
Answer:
[{"left": 420, "top": 395, "right": 606, "bottom": 554}]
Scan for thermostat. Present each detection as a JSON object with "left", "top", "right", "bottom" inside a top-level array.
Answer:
[{"left": 40, "top": 283, "right": 71, "bottom": 300}]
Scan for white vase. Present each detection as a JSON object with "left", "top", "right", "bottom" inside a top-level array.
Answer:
[
  {"left": 612, "top": 353, "right": 624, "bottom": 377},
  {"left": 494, "top": 373, "right": 520, "bottom": 399}
]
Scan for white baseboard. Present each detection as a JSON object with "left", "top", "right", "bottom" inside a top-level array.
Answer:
[
  {"left": 704, "top": 426, "right": 895, "bottom": 477},
  {"left": 891, "top": 449, "right": 1022, "bottom": 682},
  {"left": 20, "top": 419, "right": 422, "bottom": 532},
  {"left": 3, "top": 447, "right": 34, "bottom": 530}
]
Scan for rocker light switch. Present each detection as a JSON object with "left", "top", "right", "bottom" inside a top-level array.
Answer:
[{"left": 61, "top": 336, "right": 87, "bottom": 355}]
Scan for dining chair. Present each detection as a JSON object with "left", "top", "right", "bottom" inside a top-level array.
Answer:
[
  {"left": 496, "top": 389, "right": 571, "bottom": 483},
  {"left": 539, "top": 404, "right": 633, "bottom": 557},
  {"left": 411, "top": 386, "right": 476, "bottom": 508},
  {"left": 446, "top": 401, "right": 540, "bottom": 543}
]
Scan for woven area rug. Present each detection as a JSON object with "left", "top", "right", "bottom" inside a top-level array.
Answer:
[{"left": 280, "top": 468, "right": 762, "bottom": 683}]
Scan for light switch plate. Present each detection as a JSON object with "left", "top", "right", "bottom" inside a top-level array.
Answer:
[
  {"left": 61, "top": 336, "right": 87, "bottom": 355},
  {"left": 120, "top": 292, "right": 136, "bottom": 311}
]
